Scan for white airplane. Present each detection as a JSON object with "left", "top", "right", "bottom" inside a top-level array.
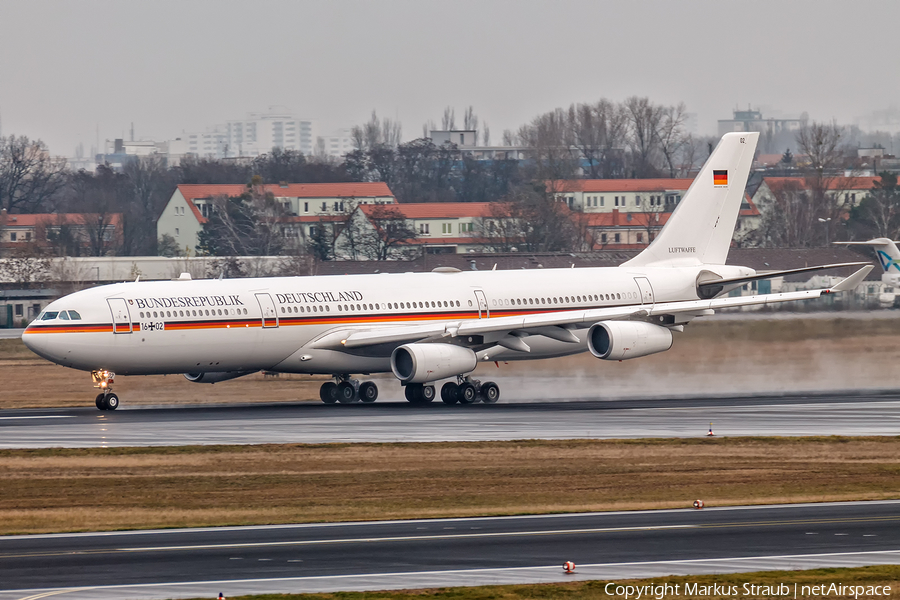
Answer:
[
  {"left": 837, "top": 238, "right": 900, "bottom": 307},
  {"left": 22, "top": 132, "right": 871, "bottom": 410}
]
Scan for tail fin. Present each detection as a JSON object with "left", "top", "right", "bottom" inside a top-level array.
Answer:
[
  {"left": 838, "top": 238, "right": 900, "bottom": 275},
  {"left": 624, "top": 131, "right": 758, "bottom": 267}
]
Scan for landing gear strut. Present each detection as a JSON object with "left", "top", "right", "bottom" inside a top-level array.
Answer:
[
  {"left": 439, "top": 376, "right": 500, "bottom": 405},
  {"left": 91, "top": 370, "right": 119, "bottom": 411},
  {"left": 320, "top": 376, "right": 379, "bottom": 404}
]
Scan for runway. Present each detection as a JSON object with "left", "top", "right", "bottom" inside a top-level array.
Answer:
[
  {"left": 1, "top": 501, "right": 898, "bottom": 599},
  {"left": 2, "top": 392, "right": 900, "bottom": 448}
]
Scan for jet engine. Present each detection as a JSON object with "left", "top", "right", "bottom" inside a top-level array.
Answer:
[
  {"left": 183, "top": 371, "right": 255, "bottom": 384},
  {"left": 391, "top": 343, "right": 477, "bottom": 384},
  {"left": 587, "top": 321, "right": 673, "bottom": 361}
]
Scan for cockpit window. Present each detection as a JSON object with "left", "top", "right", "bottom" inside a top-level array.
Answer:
[
  {"left": 41, "top": 311, "right": 59, "bottom": 321},
  {"left": 68, "top": 310, "right": 82, "bottom": 320},
  {"left": 58, "top": 311, "right": 70, "bottom": 320}
]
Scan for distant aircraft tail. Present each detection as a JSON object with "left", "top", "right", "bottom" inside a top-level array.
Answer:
[
  {"left": 623, "top": 131, "right": 758, "bottom": 267},
  {"left": 838, "top": 238, "right": 900, "bottom": 275}
]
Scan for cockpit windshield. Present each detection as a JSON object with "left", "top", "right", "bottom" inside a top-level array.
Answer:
[{"left": 37, "top": 310, "right": 81, "bottom": 321}]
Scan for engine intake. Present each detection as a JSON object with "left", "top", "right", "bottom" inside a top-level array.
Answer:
[
  {"left": 184, "top": 371, "right": 255, "bottom": 384},
  {"left": 587, "top": 321, "right": 673, "bottom": 360},
  {"left": 391, "top": 343, "right": 477, "bottom": 384}
]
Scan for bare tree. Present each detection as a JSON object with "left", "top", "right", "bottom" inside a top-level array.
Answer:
[
  {"left": 474, "top": 202, "right": 523, "bottom": 252},
  {"left": 0, "top": 135, "right": 67, "bottom": 213},
  {"left": 441, "top": 107, "right": 456, "bottom": 130},
  {"left": 657, "top": 103, "right": 688, "bottom": 177},
  {"left": 795, "top": 121, "right": 854, "bottom": 245},
  {"left": 517, "top": 108, "right": 579, "bottom": 183},
  {"left": 351, "top": 111, "right": 403, "bottom": 150},
  {"left": 854, "top": 173, "right": 900, "bottom": 239},
  {"left": 568, "top": 99, "right": 627, "bottom": 179},
  {"left": 623, "top": 96, "right": 664, "bottom": 178},
  {"left": 358, "top": 204, "right": 418, "bottom": 260}
]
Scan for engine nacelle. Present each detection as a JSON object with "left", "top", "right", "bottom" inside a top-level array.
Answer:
[
  {"left": 183, "top": 371, "right": 255, "bottom": 384},
  {"left": 587, "top": 321, "right": 673, "bottom": 361},
  {"left": 391, "top": 343, "right": 477, "bottom": 384}
]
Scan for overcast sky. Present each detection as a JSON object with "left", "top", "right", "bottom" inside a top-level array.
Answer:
[{"left": 1, "top": 0, "right": 897, "bottom": 156}]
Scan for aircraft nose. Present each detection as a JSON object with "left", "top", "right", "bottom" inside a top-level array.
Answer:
[{"left": 21, "top": 326, "right": 56, "bottom": 362}]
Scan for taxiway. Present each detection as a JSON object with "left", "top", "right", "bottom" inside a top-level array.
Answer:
[{"left": 0, "top": 501, "right": 898, "bottom": 599}]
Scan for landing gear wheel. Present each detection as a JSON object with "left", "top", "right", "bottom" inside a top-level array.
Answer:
[
  {"left": 405, "top": 383, "right": 434, "bottom": 404},
  {"left": 481, "top": 382, "right": 500, "bottom": 404},
  {"left": 441, "top": 382, "right": 459, "bottom": 404},
  {"left": 404, "top": 384, "right": 419, "bottom": 403},
  {"left": 458, "top": 383, "right": 477, "bottom": 404},
  {"left": 421, "top": 385, "right": 435, "bottom": 403},
  {"left": 320, "top": 382, "right": 338, "bottom": 404},
  {"left": 337, "top": 381, "right": 358, "bottom": 403},
  {"left": 359, "top": 381, "right": 378, "bottom": 403},
  {"left": 95, "top": 394, "right": 107, "bottom": 411},
  {"left": 105, "top": 393, "right": 119, "bottom": 411}
]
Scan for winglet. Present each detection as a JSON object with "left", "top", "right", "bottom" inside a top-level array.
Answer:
[{"left": 827, "top": 265, "right": 874, "bottom": 293}]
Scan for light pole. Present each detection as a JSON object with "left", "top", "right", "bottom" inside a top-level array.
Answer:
[{"left": 818, "top": 217, "right": 832, "bottom": 246}]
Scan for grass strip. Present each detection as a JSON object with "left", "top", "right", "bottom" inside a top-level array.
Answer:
[
  {"left": 176, "top": 565, "right": 900, "bottom": 600},
  {"left": 3, "top": 437, "right": 900, "bottom": 535}
]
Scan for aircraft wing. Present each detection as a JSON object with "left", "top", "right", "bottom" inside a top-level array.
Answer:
[{"left": 321, "top": 265, "right": 872, "bottom": 351}]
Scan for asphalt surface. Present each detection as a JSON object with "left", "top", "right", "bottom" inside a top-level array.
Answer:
[
  {"left": 0, "top": 329, "right": 23, "bottom": 340},
  {"left": 3, "top": 392, "right": 900, "bottom": 448},
  {"left": 0, "top": 501, "right": 898, "bottom": 599}
]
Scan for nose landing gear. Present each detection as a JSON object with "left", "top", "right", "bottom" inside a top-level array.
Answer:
[{"left": 91, "top": 370, "right": 119, "bottom": 411}]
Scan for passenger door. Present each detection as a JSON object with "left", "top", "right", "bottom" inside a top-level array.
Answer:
[
  {"left": 634, "top": 277, "right": 655, "bottom": 307},
  {"left": 473, "top": 290, "right": 489, "bottom": 318},
  {"left": 255, "top": 293, "right": 279, "bottom": 328},
  {"left": 106, "top": 298, "right": 132, "bottom": 334}
]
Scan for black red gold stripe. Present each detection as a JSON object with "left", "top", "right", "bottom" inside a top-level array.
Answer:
[{"left": 23, "top": 303, "right": 631, "bottom": 334}]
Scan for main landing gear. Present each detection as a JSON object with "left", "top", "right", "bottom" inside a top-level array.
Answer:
[
  {"left": 320, "top": 376, "right": 379, "bottom": 404},
  {"left": 91, "top": 370, "right": 119, "bottom": 411},
  {"left": 437, "top": 376, "right": 500, "bottom": 405}
]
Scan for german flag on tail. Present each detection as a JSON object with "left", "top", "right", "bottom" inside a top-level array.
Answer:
[{"left": 713, "top": 170, "right": 728, "bottom": 186}]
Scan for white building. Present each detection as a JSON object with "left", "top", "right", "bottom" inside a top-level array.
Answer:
[
  {"left": 317, "top": 128, "right": 354, "bottom": 158},
  {"left": 552, "top": 179, "right": 694, "bottom": 212},
  {"left": 224, "top": 110, "right": 316, "bottom": 157},
  {"left": 157, "top": 182, "right": 396, "bottom": 254}
]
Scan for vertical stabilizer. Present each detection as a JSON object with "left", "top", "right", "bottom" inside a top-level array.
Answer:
[
  {"left": 624, "top": 131, "right": 758, "bottom": 267},
  {"left": 838, "top": 238, "right": 900, "bottom": 277}
]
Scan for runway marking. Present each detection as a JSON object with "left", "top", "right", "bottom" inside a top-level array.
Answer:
[
  {"left": 3, "top": 515, "right": 899, "bottom": 560},
  {"left": 3, "top": 499, "right": 900, "bottom": 542},
  {"left": 0, "top": 416, "right": 73, "bottom": 421},
  {"left": 5, "top": 549, "right": 900, "bottom": 598}
]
